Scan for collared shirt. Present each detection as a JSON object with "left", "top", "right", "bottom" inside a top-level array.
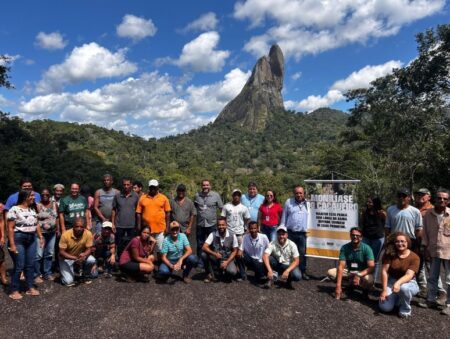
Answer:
[
  {"left": 241, "top": 193, "right": 265, "bottom": 222},
  {"left": 264, "top": 239, "right": 299, "bottom": 265},
  {"left": 280, "top": 198, "right": 308, "bottom": 232},
  {"left": 170, "top": 197, "right": 196, "bottom": 232},
  {"left": 113, "top": 191, "right": 139, "bottom": 228},
  {"left": 422, "top": 207, "right": 450, "bottom": 260},
  {"left": 194, "top": 191, "right": 223, "bottom": 228},
  {"left": 136, "top": 193, "right": 171, "bottom": 234},
  {"left": 386, "top": 205, "right": 422, "bottom": 239},
  {"left": 221, "top": 202, "right": 250, "bottom": 235},
  {"left": 339, "top": 242, "right": 374, "bottom": 271},
  {"left": 418, "top": 202, "right": 434, "bottom": 218},
  {"left": 59, "top": 229, "right": 93, "bottom": 257},
  {"left": 161, "top": 233, "right": 190, "bottom": 261},
  {"left": 240, "top": 233, "right": 269, "bottom": 262}
]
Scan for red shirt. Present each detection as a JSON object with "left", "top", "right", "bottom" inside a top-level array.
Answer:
[
  {"left": 259, "top": 203, "right": 283, "bottom": 227},
  {"left": 119, "top": 237, "right": 150, "bottom": 265}
]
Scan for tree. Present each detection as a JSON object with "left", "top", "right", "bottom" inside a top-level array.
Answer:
[{"left": 0, "top": 55, "right": 13, "bottom": 89}]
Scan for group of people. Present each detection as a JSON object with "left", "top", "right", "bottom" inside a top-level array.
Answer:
[{"left": 0, "top": 176, "right": 449, "bottom": 320}]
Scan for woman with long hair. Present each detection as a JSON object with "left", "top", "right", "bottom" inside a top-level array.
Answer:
[
  {"left": 361, "top": 196, "right": 386, "bottom": 260},
  {"left": 7, "top": 190, "right": 44, "bottom": 300},
  {"left": 258, "top": 190, "right": 283, "bottom": 241},
  {"left": 378, "top": 232, "right": 420, "bottom": 318}
]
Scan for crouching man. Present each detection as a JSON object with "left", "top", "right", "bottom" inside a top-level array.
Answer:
[
  {"left": 263, "top": 225, "right": 301, "bottom": 289},
  {"left": 201, "top": 217, "right": 238, "bottom": 282},
  {"left": 59, "top": 218, "right": 98, "bottom": 286},
  {"left": 328, "top": 227, "right": 375, "bottom": 299}
]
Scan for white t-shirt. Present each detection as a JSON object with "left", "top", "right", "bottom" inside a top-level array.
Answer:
[
  {"left": 221, "top": 203, "right": 250, "bottom": 235},
  {"left": 7, "top": 206, "right": 38, "bottom": 233},
  {"left": 205, "top": 230, "right": 239, "bottom": 249},
  {"left": 240, "top": 233, "right": 269, "bottom": 262}
]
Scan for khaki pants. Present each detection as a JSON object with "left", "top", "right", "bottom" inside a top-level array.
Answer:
[{"left": 328, "top": 268, "right": 374, "bottom": 289}]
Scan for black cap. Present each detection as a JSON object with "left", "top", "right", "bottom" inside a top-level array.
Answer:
[
  {"left": 397, "top": 188, "right": 410, "bottom": 196},
  {"left": 176, "top": 184, "right": 186, "bottom": 192}
]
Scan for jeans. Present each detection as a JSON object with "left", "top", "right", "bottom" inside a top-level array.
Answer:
[
  {"left": 59, "top": 255, "right": 98, "bottom": 285},
  {"left": 362, "top": 237, "right": 384, "bottom": 261},
  {"left": 243, "top": 253, "right": 266, "bottom": 280},
  {"left": 196, "top": 226, "right": 216, "bottom": 258},
  {"left": 427, "top": 257, "right": 450, "bottom": 304},
  {"left": 35, "top": 232, "right": 56, "bottom": 279},
  {"left": 158, "top": 254, "right": 198, "bottom": 279},
  {"left": 261, "top": 225, "right": 277, "bottom": 242},
  {"left": 9, "top": 232, "right": 38, "bottom": 292},
  {"left": 115, "top": 228, "right": 136, "bottom": 257},
  {"left": 378, "top": 277, "right": 419, "bottom": 315},
  {"left": 287, "top": 230, "right": 307, "bottom": 274},
  {"left": 201, "top": 252, "right": 237, "bottom": 277},
  {"left": 268, "top": 256, "right": 302, "bottom": 282}
]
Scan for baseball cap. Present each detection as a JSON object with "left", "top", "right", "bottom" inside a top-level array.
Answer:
[
  {"left": 148, "top": 179, "right": 159, "bottom": 187},
  {"left": 170, "top": 221, "right": 180, "bottom": 229},
  {"left": 177, "top": 184, "right": 186, "bottom": 192},
  {"left": 415, "top": 188, "right": 431, "bottom": 195},
  {"left": 397, "top": 188, "right": 410, "bottom": 196},
  {"left": 276, "top": 225, "right": 287, "bottom": 233},
  {"left": 232, "top": 189, "right": 242, "bottom": 196},
  {"left": 102, "top": 221, "right": 113, "bottom": 229}
]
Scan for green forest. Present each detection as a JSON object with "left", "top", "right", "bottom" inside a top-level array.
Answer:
[{"left": 0, "top": 25, "right": 449, "bottom": 205}]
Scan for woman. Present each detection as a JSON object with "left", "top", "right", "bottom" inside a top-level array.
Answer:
[
  {"left": 379, "top": 232, "right": 420, "bottom": 318},
  {"left": 35, "top": 188, "right": 58, "bottom": 282},
  {"left": 361, "top": 197, "right": 386, "bottom": 260},
  {"left": 258, "top": 190, "right": 283, "bottom": 241},
  {"left": 119, "top": 226, "right": 155, "bottom": 280},
  {"left": 7, "top": 190, "right": 44, "bottom": 300}
]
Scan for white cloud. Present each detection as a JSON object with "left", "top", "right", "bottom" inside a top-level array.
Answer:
[
  {"left": 173, "top": 31, "right": 230, "bottom": 72},
  {"left": 234, "top": 0, "right": 445, "bottom": 59},
  {"left": 291, "top": 72, "right": 302, "bottom": 80},
  {"left": 287, "top": 59, "right": 401, "bottom": 111},
  {"left": 36, "top": 42, "right": 137, "bottom": 93},
  {"left": 0, "top": 94, "right": 14, "bottom": 107},
  {"left": 35, "top": 32, "right": 67, "bottom": 50},
  {"left": 182, "top": 12, "right": 218, "bottom": 32},
  {"left": 116, "top": 14, "right": 157, "bottom": 41},
  {"left": 19, "top": 68, "right": 250, "bottom": 138}
]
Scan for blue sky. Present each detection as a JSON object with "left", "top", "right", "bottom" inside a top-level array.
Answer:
[{"left": 0, "top": 0, "right": 448, "bottom": 138}]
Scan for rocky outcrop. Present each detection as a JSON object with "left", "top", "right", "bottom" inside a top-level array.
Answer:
[{"left": 215, "top": 44, "right": 285, "bottom": 131}]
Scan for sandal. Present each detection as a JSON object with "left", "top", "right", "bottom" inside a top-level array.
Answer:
[
  {"left": 26, "top": 288, "right": 40, "bottom": 296},
  {"left": 9, "top": 292, "right": 23, "bottom": 300}
]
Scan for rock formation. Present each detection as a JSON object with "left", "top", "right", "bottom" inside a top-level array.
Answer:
[{"left": 215, "top": 44, "right": 285, "bottom": 131}]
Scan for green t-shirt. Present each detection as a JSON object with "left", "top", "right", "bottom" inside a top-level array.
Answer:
[
  {"left": 59, "top": 195, "right": 88, "bottom": 229},
  {"left": 339, "top": 242, "right": 374, "bottom": 271}
]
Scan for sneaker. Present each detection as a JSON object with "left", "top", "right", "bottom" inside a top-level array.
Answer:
[
  {"left": 204, "top": 274, "right": 217, "bottom": 283},
  {"left": 65, "top": 282, "right": 76, "bottom": 287},
  {"left": 34, "top": 276, "right": 44, "bottom": 284},
  {"left": 83, "top": 279, "right": 92, "bottom": 285},
  {"left": 264, "top": 280, "right": 273, "bottom": 289},
  {"left": 440, "top": 307, "right": 450, "bottom": 316},
  {"left": 183, "top": 277, "right": 192, "bottom": 284},
  {"left": 103, "top": 273, "right": 112, "bottom": 279},
  {"left": 417, "top": 300, "right": 444, "bottom": 309},
  {"left": 45, "top": 275, "right": 56, "bottom": 281},
  {"left": 437, "top": 291, "right": 448, "bottom": 306},
  {"left": 417, "top": 288, "right": 428, "bottom": 299},
  {"left": 398, "top": 312, "right": 411, "bottom": 319},
  {"left": 285, "top": 281, "right": 295, "bottom": 290},
  {"left": 236, "top": 278, "right": 243, "bottom": 283},
  {"left": 302, "top": 273, "right": 310, "bottom": 281}
]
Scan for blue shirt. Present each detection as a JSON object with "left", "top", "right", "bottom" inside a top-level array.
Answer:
[
  {"left": 280, "top": 198, "right": 308, "bottom": 232},
  {"left": 161, "top": 233, "right": 190, "bottom": 261},
  {"left": 5, "top": 191, "right": 41, "bottom": 211},
  {"left": 241, "top": 193, "right": 264, "bottom": 222}
]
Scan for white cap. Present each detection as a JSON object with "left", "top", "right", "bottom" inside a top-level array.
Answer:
[
  {"left": 276, "top": 225, "right": 287, "bottom": 233},
  {"left": 102, "top": 221, "right": 113, "bottom": 229},
  {"left": 148, "top": 179, "right": 159, "bottom": 187}
]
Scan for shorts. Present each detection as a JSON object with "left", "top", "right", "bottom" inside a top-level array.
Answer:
[
  {"left": 0, "top": 245, "right": 4, "bottom": 261},
  {"left": 152, "top": 232, "right": 165, "bottom": 252},
  {"left": 120, "top": 261, "right": 140, "bottom": 274}
]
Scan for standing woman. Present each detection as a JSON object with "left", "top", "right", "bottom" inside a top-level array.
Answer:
[
  {"left": 7, "top": 190, "right": 44, "bottom": 300},
  {"left": 35, "top": 188, "right": 58, "bottom": 282},
  {"left": 361, "top": 197, "right": 386, "bottom": 260},
  {"left": 378, "top": 232, "right": 420, "bottom": 318},
  {"left": 258, "top": 190, "right": 283, "bottom": 242}
]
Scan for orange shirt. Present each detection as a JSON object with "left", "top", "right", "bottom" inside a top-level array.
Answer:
[{"left": 136, "top": 193, "right": 171, "bottom": 233}]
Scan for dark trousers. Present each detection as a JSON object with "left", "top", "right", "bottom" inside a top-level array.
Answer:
[
  {"left": 201, "top": 252, "right": 237, "bottom": 277},
  {"left": 196, "top": 226, "right": 216, "bottom": 257},
  {"left": 115, "top": 228, "right": 136, "bottom": 258},
  {"left": 269, "top": 256, "right": 302, "bottom": 282},
  {"left": 243, "top": 253, "right": 266, "bottom": 280},
  {"left": 287, "top": 230, "right": 307, "bottom": 274}
]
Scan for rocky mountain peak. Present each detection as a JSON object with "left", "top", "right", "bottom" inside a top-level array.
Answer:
[{"left": 215, "top": 44, "right": 285, "bottom": 131}]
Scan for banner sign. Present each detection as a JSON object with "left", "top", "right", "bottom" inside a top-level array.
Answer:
[{"left": 305, "top": 180, "right": 359, "bottom": 259}]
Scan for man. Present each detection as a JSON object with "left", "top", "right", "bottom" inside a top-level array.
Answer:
[
  {"left": 170, "top": 184, "right": 196, "bottom": 236},
  {"left": 280, "top": 185, "right": 309, "bottom": 280},
  {"left": 4, "top": 177, "right": 41, "bottom": 211},
  {"left": 241, "top": 182, "right": 265, "bottom": 222},
  {"left": 201, "top": 217, "right": 238, "bottom": 282},
  {"left": 112, "top": 177, "right": 139, "bottom": 257},
  {"left": 328, "top": 227, "right": 375, "bottom": 299},
  {"left": 59, "top": 183, "right": 91, "bottom": 232},
  {"left": 136, "top": 179, "right": 171, "bottom": 253},
  {"left": 194, "top": 180, "right": 223, "bottom": 261},
  {"left": 94, "top": 174, "right": 119, "bottom": 234},
  {"left": 263, "top": 225, "right": 301, "bottom": 289},
  {"left": 132, "top": 180, "right": 144, "bottom": 198},
  {"left": 59, "top": 218, "right": 98, "bottom": 286},
  {"left": 159, "top": 221, "right": 198, "bottom": 283},
  {"left": 51, "top": 183, "right": 65, "bottom": 208},
  {"left": 415, "top": 188, "right": 434, "bottom": 217},
  {"left": 420, "top": 189, "right": 450, "bottom": 315},
  {"left": 93, "top": 221, "right": 116, "bottom": 278},
  {"left": 238, "top": 221, "right": 270, "bottom": 282}
]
